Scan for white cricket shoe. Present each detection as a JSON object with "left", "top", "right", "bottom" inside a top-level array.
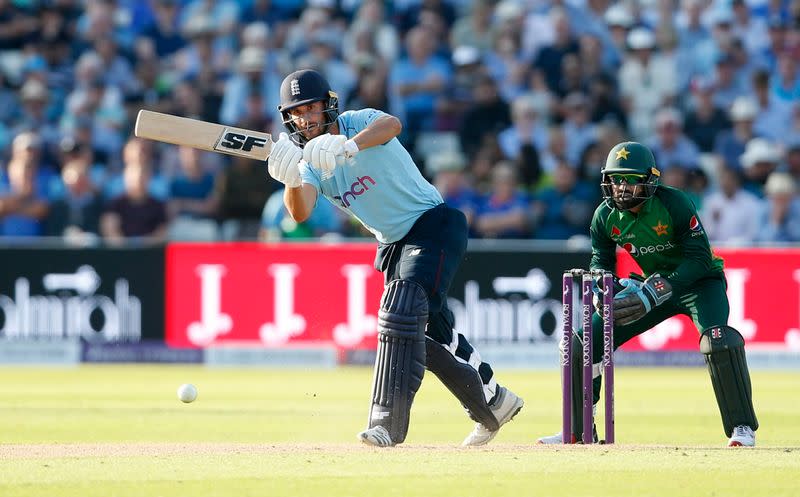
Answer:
[
  {"left": 537, "top": 424, "right": 596, "bottom": 444},
  {"left": 537, "top": 431, "right": 570, "bottom": 444},
  {"left": 462, "top": 386, "right": 524, "bottom": 447},
  {"left": 728, "top": 425, "right": 755, "bottom": 447},
  {"left": 358, "top": 425, "right": 395, "bottom": 447}
]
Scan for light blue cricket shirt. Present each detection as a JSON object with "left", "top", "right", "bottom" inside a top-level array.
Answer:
[{"left": 299, "top": 108, "right": 443, "bottom": 243}]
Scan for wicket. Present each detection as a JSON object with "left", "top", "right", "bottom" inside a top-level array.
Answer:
[{"left": 561, "top": 269, "right": 614, "bottom": 444}]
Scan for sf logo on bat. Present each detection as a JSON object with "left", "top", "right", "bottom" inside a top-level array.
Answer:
[{"left": 214, "top": 129, "right": 268, "bottom": 156}]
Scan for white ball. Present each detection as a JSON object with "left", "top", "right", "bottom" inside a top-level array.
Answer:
[{"left": 177, "top": 383, "right": 198, "bottom": 403}]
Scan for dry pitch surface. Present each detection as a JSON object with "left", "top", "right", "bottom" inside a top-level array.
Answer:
[{"left": 1, "top": 365, "right": 797, "bottom": 497}]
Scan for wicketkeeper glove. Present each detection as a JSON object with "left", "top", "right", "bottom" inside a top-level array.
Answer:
[{"left": 612, "top": 274, "right": 673, "bottom": 326}]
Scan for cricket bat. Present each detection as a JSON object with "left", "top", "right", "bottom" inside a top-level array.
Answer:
[{"left": 134, "top": 109, "right": 273, "bottom": 161}]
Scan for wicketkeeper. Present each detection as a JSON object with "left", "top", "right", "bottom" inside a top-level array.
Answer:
[{"left": 538, "top": 141, "right": 758, "bottom": 447}]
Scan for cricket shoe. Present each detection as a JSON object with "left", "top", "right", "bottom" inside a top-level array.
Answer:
[
  {"left": 728, "top": 425, "right": 755, "bottom": 447},
  {"left": 358, "top": 425, "right": 395, "bottom": 447},
  {"left": 462, "top": 386, "right": 524, "bottom": 447},
  {"left": 536, "top": 425, "right": 598, "bottom": 444}
]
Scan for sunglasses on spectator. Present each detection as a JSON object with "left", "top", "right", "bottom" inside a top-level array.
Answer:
[{"left": 608, "top": 174, "right": 647, "bottom": 185}]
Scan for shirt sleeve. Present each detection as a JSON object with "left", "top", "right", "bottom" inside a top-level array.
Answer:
[
  {"left": 662, "top": 189, "right": 716, "bottom": 293},
  {"left": 343, "top": 108, "right": 386, "bottom": 134},
  {"left": 589, "top": 204, "right": 617, "bottom": 272},
  {"left": 298, "top": 161, "right": 322, "bottom": 192}
]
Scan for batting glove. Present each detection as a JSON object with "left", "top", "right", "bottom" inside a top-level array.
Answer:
[
  {"left": 267, "top": 133, "right": 303, "bottom": 188},
  {"left": 303, "top": 133, "right": 359, "bottom": 179}
]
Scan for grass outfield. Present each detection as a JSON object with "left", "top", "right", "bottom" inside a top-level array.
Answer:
[{"left": 0, "top": 365, "right": 797, "bottom": 497}]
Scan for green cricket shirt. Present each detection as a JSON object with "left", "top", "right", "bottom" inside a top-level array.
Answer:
[{"left": 589, "top": 186, "right": 725, "bottom": 294}]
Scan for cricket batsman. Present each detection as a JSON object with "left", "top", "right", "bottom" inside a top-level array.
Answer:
[
  {"left": 266, "top": 69, "right": 524, "bottom": 447},
  {"left": 538, "top": 142, "right": 758, "bottom": 447}
]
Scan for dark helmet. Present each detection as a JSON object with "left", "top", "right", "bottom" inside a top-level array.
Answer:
[
  {"left": 278, "top": 69, "right": 339, "bottom": 147},
  {"left": 600, "top": 141, "right": 661, "bottom": 210}
]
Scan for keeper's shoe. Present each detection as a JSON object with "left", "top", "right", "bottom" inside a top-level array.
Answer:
[
  {"left": 536, "top": 425, "right": 598, "bottom": 444},
  {"left": 358, "top": 425, "right": 395, "bottom": 447},
  {"left": 728, "top": 425, "right": 755, "bottom": 447},
  {"left": 461, "top": 386, "right": 524, "bottom": 447}
]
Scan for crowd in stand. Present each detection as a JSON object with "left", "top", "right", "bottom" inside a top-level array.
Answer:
[{"left": 0, "top": 0, "right": 798, "bottom": 245}]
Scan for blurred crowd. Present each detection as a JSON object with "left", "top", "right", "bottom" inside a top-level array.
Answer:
[{"left": 0, "top": 0, "right": 798, "bottom": 246}]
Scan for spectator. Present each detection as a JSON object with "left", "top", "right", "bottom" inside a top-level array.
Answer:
[
  {"left": 702, "top": 166, "right": 764, "bottom": 244},
  {"left": 711, "top": 52, "right": 748, "bottom": 111},
  {"left": 449, "top": 0, "right": 493, "bottom": 52},
  {"left": 260, "top": 188, "right": 343, "bottom": 241},
  {"left": 167, "top": 146, "right": 218, "bottom": 221},
  {"left": 497, "top": 94, "right": 550, "bottom": 161},
  {"left": 100, "top": 156, "right": 167, "bottom": 245},
  {"left": 647, "top": 107, "right": 700, "bottom": 171},
  {"left": 714, "top": 96, "right": 759, "bottom": 172},
  {"left": 771, "top": 51, "right": 800, "bottom": 105},
  {"left": 216, "top": 154, "right": 275, "bottom": 240},
  {"left": 532, "top": 160, "right": 596, "bottom": 240},
  {"left": 45, "top": 157, "right": 104, "bottom": 244},
  {"left": 619, "top": 28, "right": 677, "bottom": 140},
  {"left": 429, "top": 150, "right": 478, "bottom": 228},
  {"left": 458, "top": 74, "right": 511, "bottom": 159},
  {"left": 220, "top": 46, "right": 281, "bottom": 127},
  {"left": 740, "top": 137, "right": 782, "bottom": 196},
  {"left": 560, "top": 92, "right": 597, "bottom": 166},
  {"left": 389, "top": 26, "right": 451, "bottom": 148},
  {"left": 533, "top": 8, "right": 579, "bottom": 94},
  {"left": 137, "top": 0, "right": 187, "bottom": 58},
  {"left": 473, "top": 161, "right": 529, "bottom": 239},
  {"left": 344, "top": 0, "right": 399, "bottom": 63},
  {"left": 683, "top": 76, "right": 731, "bottom": 153},
  {"left": 756, "top": 172, "right": 800, "bottom": 243},
  {"left": 0, "top": 156, "right": 49, "bottom": 237},
  {"left": 750, "top": 69, "right": 791, "bottom": 143}
]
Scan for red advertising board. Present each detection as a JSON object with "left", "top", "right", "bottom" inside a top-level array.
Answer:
[
  {"left": 617, "top": 248, "right": 800, "bottom": 351},
  {"left": 166, "top": 244, "right": 800, "bottom": 352},
  {"left": 166, "top": 243, "right": 384, "bottom": 348}
]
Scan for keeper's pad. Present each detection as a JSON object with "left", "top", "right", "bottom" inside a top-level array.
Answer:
[
  {"left": 425, "top": 338, "right": 499, "bottom": 431},
  {"left": 700, "top": 326, "right": 758, "bottom": 437},
  {"left": 368, "top": 279, "right": 428, "bottom": 444}
]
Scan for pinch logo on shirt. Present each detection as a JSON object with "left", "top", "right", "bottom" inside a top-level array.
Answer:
[{"left": 334, "top": 175, "right": 376, "bottom": 208}]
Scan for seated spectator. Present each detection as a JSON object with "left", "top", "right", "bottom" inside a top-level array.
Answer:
[
  {"left": 560, "top": 92, "right": 597, "bottom": 166},
  {"left": 458, "top": 75, "right": 511, "bottom": 158},
  {"left": 532, "top": 161, "right": 596, "bottom": 240},
  {"left": 740, "top": 137, "right": 782, "bottom": 196},
  {"left": 619, "top": 28, "right": 677, "bottom": 141},
  {"left": 217, "top": 155, "right": 276, "bottom": 240},
  {"left": 702, "top": 167, "right": 763, "bottom": 244},
  {"left": 497, "top": 94, "right": 550, "bottom": 161},
  {"left": 100, "top": 160, "right": 167, "bottom": 245},
  {"left": 45, "top": 157, "right": 104, "bottom": 244},
  {"left": 0, "top": 157, "right": 49, "bottom": 237},
  {"left": 771, "top": 51, "right": 800, "bottom": 105},
  {"left": 260, "top": 188, "right": 343, "bottom": 241},
  {"left": 756, "top": 172, "right": 800, "bottom": 243},
  {"left": 751, "top": 69, "right": 791, "bottom": 143},
  {"left": 220, "top": 46, "right": 282, "bottom": 127},
  {"left": 683, "top": 76, "right": 731, "bottom": 153},
  {"left": 647, "top": 107, "right": 701, "bottom": 171},
  {"left": 714, "top": 96, "right": 759, "bottom": 171},
  {"left": 429, "top": 151, "right": 478, "bottom": 228},
  {"left": 389, "top": 26, "right": 451, "bottom": 148},
  {"left": 167, "top": 146, "right": 219, "bottom": 221},
  {"left": 532, "top": 8, "right": 579, "bottom": 94},
  {"left": 473, "top": 161, "right": 529, "bottom": 239}
]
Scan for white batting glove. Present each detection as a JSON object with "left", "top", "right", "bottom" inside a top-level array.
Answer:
[
  {"left": 303, "top": 134, "right": 359, "bottom": 179},
  {"left": 267, "top": 133, "right": 303, "bottom": 188}
]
